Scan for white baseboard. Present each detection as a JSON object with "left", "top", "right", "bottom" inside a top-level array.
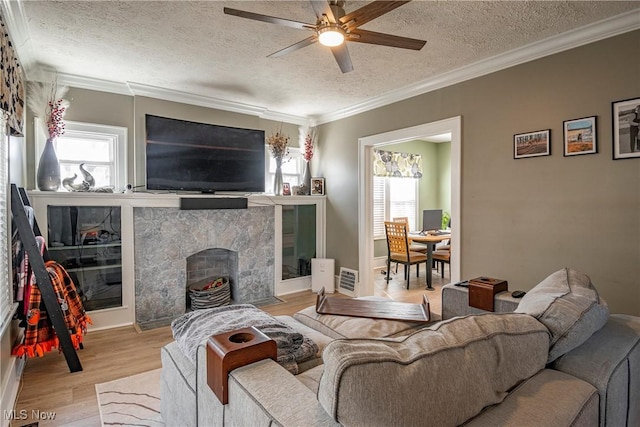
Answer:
[
  {"left": 1, "top": 355, "right": 24, "bottom": 427},
  {"left": 373, "top": 256, "right": 388, "bottom": 269},
  {"left": 276, "top": 277, "right": 312, "bottom": 296}
]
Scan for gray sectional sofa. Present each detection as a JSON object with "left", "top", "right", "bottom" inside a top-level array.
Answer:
[{"left": 160, "top": 268, "right": 640, "bottom": 426}]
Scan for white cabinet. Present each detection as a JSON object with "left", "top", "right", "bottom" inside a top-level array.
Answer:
[
  {"left": 275, "top": 196, "right": 326, "bottom": 295},
  {"left": 30, "top": 192, "right": 135, "bottom": 330}
]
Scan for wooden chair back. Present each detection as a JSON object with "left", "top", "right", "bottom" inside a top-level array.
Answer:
[
  {"left": 393, "top": 216, "right": 409, "bottom": 224},
  {"left": 385, "top": 221, "right": 410, "bottom": 257}
]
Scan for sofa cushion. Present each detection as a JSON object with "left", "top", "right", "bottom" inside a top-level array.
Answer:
[
  {"left": 551, "top": 314, "right": 640, "bottom": 427},
  {"left": 296, "top": 365, "right": 324, "bottom": 394},
  {"left": 464, "top": 369, "right": 599, "bottom": 427},
  {"left": 514, "top": 268, "right": 609, "bottom": 363},
  {"left": 318, "top": 313, "right": 549, "bottom": 427},
  {"left": 293, "top": 303, "right": 425, "bottom": 340}
]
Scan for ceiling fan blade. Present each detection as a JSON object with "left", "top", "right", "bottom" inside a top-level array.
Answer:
[
  {"left": 348, "top": 28, "right": 426, "bottom": 50},
  {"left": 309, "top": 0, "right": 336, "bottom": 22},
  {"left": 223, "top": 7, "right": 315, "bottom": 30},
  {"left": 340, "top": 1, "right": 411, "bottom": 29},
  {"left": 268, "top": 36, "right": 318, "bottom": 58},
  {"left": 330, "top": 43, "right": 354, "bottom": 73}
]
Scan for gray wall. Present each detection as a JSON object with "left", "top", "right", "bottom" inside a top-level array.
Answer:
[{"left": 319, "top": 30, "right": 640, "bottom": 316}]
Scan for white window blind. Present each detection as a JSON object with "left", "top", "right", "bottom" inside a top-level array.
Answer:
[
  {"left": 0, "top": 113, "right": 12, "bottom": 333},
  {"left": 373, "top": 176, "right": 418, "bottom": 239},
  {"left": 373, "top": 176, "right": 386, "bottom": 238}
]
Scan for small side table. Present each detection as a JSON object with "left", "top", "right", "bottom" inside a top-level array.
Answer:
[
  {"left": 206, "top": 326, "right": 277, "bottom": 404},
  {"left": 468, "top": 277, "right": 508, "bottom": 311}
]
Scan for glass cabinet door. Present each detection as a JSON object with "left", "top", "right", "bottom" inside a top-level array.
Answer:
[
  {"left": 282, "top": 204, "right": 316, "bottom": 280},
  {"left": 47, "top": 206, "right": 122, "bottom": 312}
]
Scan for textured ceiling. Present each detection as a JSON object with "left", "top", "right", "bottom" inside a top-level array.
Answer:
[{"left": 13, "top": 1, "right": 640, "bottom": 121}]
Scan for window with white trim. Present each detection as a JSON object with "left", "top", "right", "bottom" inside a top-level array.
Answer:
[
  {"left": 35, "top": 120, "right": 127, "bottom": 192},
  {"left": 266, "top": 147, "right": 303, "bottom": 191},
  {"left": 0, "top": 113, "right": 12, "bottom": 334},
  {"left": 373, "top": 176, "right": 418, "bottom": 239}
]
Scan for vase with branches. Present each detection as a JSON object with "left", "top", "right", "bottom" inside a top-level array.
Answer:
[
  {"left": 266, "top": 126, "right": 290, "bottom": 195},
  {"left": 28, "top": 78, "right": 69, "bottom": 191},
  {"left": 301, "top": 129, "right": 315, "bottom": 194}
]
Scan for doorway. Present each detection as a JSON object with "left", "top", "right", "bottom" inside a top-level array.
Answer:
[{"left": 357, "top": 117, "right": 461, "bottom": 296}]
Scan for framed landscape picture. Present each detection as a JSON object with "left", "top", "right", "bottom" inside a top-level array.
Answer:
[
  {"left": 612, "top": 97, "right": 640, "bottom": 159},
  {"left": 514, "top": 129, "right": 551, "bottom": 159},
  {"left": 563, "top": 116, "right": 597, "bottom": 156}
]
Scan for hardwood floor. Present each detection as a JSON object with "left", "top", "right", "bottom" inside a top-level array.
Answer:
[{"left": 12, "top": 266, "right": 448, "bottom": 426}]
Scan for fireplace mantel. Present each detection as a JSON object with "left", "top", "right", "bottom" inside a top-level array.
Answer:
[{"left": 29, "top": 191, "right": 326, "bottom": 330}]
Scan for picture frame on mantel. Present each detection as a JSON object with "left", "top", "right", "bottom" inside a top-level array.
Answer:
[
  {"left": 514, "top": 129, "right": 551, "bottom": 159},
  {"left": 311, "top": 177, "right": 325, "bottom": 195},
  {"left": 563, "top": 116, "right": 597, "bottom": 156},
  {"left": 612, "top": 97, "right": 640, "bottom": 160}
]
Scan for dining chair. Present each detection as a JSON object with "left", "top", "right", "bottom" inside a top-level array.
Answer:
[
  {"left": 384, "top": 221, "right": 428, "bottom": 289},
  {"left": 432, "top": 245, "right": 451, "bottom": 278},
  {"left": 392, "top": 216, "right": 428, "bottom": 273}
]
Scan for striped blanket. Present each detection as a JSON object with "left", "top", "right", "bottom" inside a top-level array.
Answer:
[{"left": 171, "top": 304, "right": 318, "bottom": 375}]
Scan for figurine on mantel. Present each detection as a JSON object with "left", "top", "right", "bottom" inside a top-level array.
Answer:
[{"left": 62, "top": 163, "right": 113, "bottom": 193}]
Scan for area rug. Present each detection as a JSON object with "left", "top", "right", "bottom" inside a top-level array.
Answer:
[{"left": 96, "top": 369, "right": 164, "bottom": 427}]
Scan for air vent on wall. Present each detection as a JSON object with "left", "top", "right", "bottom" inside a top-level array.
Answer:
[{"left": 338, "top": 267, "right": 358, "bottom": 297}]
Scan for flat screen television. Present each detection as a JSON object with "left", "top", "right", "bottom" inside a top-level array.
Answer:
[
  {"left": 145, "top": 114, "right": 265, "bottom": 193},
  {"left": 422, "top": 209, "right": 443, "bottom": 232}
]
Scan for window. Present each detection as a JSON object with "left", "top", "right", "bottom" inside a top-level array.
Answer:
[
  {"left": 266, "top": 147, "right": 303, "bottom": 191},
  {"left": 372, "top": 176, "right": 418, "bottom": 239},
  {"left": 0, "top": 114, "right": 12, "bottom": 334},
  {"left": 35, "top": 120, "right": 127, "bottom": 192}
]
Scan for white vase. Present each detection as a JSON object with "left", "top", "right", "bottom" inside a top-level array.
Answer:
[{"left": 273, "top": 158, "right": 284, "bottom": 195}]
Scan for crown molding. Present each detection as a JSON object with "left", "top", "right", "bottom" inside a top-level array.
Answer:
[
  {"left": 0, "top": 0, "right": 36, "bottom": 74},
  {"left": 55, "top": 72, "right": 133, "bottom": 96},
  {"left": 126, "top": 82, "right": 310, "bottom": 126},
  {"left": 313, "top": 8, "right": 640, "bottom": 125}
]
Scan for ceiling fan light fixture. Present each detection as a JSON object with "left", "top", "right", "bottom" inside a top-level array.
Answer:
[{"left": 318, "top": 26, "right": 345, "bottom": 47}]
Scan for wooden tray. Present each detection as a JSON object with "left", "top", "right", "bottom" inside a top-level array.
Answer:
[{"left": 315, "top": 288, "right": 431, "bottom": 323}]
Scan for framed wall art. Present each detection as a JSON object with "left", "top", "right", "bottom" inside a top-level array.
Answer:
[
  {"left": 563, "top": 116, "right": 597, "bottom": 156},
  {"left": 311, "top": 177, "right": 325, "bottom": 195},
  {"left": 612, "top": 97, "right": 640, "bottom": 159},
  {"left": 514, "top": 129, "right": 551, "bottom": 159}
]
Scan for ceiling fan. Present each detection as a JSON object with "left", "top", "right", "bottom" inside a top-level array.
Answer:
[{"left": 223, "top": 0, "right": 426, "bottom": 73}]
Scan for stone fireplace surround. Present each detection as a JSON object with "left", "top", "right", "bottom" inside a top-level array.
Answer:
[{"left": 134, "top": 206, "right": 275, "bottom": 329}]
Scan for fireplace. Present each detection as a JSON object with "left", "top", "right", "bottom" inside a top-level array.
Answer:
[
  {"left": 186, "top": 248, "right": 237, "bottom": 310},
  {"left": 134, "top": 206, "right": 275, "bottom": 329}
]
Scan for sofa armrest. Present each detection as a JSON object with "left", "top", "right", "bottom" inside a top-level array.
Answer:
[
  {"left": 196, "top": 348, "right": 339, "bottom": 427},
  {"left": 441, "top": 283, "right": 520, "bottom": 319},
  {"left": 551, "top": 314, "right": 640, "bottom": 427},
  {"left": 227, "top": 360, "right": 340, "bottom": 427}
]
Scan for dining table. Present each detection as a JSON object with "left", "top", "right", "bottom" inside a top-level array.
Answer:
[{"left": 408, "top": 232, "right": 451, "bottom": 290}]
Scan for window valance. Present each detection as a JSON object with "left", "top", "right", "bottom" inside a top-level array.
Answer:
[
  {"left": 0, "top": 15, "right": 24, "bottom": 136},
  {"left": 373, "top": 149, "right": 423, "bottom": 178}
]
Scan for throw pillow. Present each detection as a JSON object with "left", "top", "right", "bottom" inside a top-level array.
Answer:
[{"left": 515, "top": 268, "right": 609, "bottom": 363}]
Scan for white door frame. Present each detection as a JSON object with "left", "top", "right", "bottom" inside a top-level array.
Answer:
[{"left": 357, "top": 116, "right": 462, "bottom": 296}]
